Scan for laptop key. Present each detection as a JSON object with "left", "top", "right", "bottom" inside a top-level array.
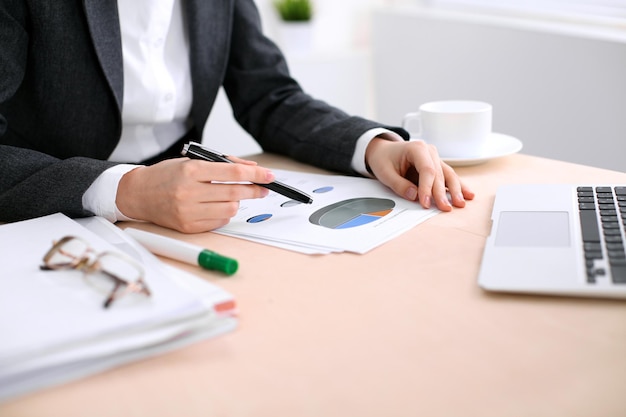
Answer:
[
  {"left": 610, "top": 264, "right": 626, "bottom": 284},
  {"left": 584, "top": 242, "right": 602, "bottom": 251},
  {"left": 579, "top": 209, "right": 601, "bottom": 242},
  {"left": 579, "top": 202, "right": 596, "bottom": 210},
  {"left": 585, "top": 251, "right": 603, "bottom": 260},
  {"left": 606, "top": 243, "right": 625, "bottom": 251},
  {"left": 608, "top": 251, "right": 626, "bottom": 259},
  {"left": 598, "top": 198, "right": 615, "bottom": 204},
  {"left": 601, "top": 215, "right": 619, "bottom": 223}
]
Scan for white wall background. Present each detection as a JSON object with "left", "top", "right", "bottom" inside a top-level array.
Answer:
[
  {"left": 202, "top": 0, "right": 391, "bottom": 156},
  {"left": 204, "top": 0, "right": 626, "bottom": 171},
  {"left": 252, "top": 0, "right": 391, "bottom": 51},
  {"left": 371, "top": 6, "right": 626, "bottom": 171}
]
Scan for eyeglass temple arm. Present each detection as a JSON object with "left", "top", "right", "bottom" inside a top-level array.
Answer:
[{"left": 100, "top": 270, "right": 151, "bottom": 309}]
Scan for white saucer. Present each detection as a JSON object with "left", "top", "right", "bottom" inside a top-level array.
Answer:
[{"left": 441, "top": 133, "right": 523, "bottom": 167}]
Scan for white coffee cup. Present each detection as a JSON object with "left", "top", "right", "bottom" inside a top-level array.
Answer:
[{"left": 402, "top": 100, "right": 492, "bottom": 159}]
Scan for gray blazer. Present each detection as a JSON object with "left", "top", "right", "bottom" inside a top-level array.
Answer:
[{"left": 0, "top": 0, "right": 407, "bottom": 222}]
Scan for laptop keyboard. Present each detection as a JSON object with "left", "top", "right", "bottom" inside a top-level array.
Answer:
[{"left": 578, "top": 186, "right": 626, "bottom": 284}]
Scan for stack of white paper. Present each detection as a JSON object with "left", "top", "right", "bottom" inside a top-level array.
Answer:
[
  {"left": 215, "top": 169, "right": 439, "bottom": 254},
  {"left": 0, "top": 214, "right": 237, "bottom": 402}
]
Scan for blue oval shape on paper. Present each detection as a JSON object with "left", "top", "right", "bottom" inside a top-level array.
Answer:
[
  {"left": 247, "top": 213, "right": 272, "bottom": 223},
  {"left": 313, "top": 186, "right": 334, "bottom": 193}
]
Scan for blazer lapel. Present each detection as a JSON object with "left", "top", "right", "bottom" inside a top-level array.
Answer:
[
  {"left": 80, "top": 0, "right": 230, "bottom": 132},
  {"left": 82, "top": 0, "right": 124, "bottom": 113}
]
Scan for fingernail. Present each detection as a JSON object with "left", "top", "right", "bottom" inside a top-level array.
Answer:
[
  {"left": 456, "top": 192, "right": 465, "bottom": 202},
  {"left": 405, "top": 187, "right": 418, "bottom": 201},
  {"left": 261, "top": 188, "right": 270, "bottom": 197},
  {"left": 423, "top": 195, "right": 431, "bottom": 208},
  {"left": 265, "top": 170, "right": 275, "bottom": 182},
  {"left": 441, "top": 197, "right": 452, "bottom": 208}
]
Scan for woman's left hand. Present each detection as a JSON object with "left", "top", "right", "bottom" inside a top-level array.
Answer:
[{"left": 365, "top": 138, "right": 475, "bottom": 211}]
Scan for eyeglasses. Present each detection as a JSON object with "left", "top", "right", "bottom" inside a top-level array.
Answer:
[{"left": 40, "top": 236, "right": 151, "bottom": 309}]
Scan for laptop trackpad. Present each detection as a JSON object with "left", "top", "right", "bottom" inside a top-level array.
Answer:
[{"left": 495, "top": 211, "right": 571, "bottom": 247}]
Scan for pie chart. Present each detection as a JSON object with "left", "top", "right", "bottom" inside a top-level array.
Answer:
[{"left": 309, "top": 198, "right": 395, "bottom": 229}]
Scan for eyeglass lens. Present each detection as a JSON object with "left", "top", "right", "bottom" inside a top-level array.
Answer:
[
  {"left": 86, "top": 252, "right": 144, "bottom": 294},
  {"left": 44, "top": 236, "right": 91, "bottom": 268},
  {"left": 42, "top": 236, "right": 150, "bottom": 308}
]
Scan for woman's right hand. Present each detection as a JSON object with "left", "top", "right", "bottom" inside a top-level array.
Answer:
[{"left": 116, "top": 157, "right": 275, "bottom": 233}]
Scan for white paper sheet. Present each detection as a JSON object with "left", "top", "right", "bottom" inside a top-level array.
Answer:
[
  {"left": 214, "top": 169, "right": 439, "bottom": 254},
  {"left": 0, "top": 214, "right": 236, "bottom": 402}
]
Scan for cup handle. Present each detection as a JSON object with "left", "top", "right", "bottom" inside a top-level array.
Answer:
[{"left": 402, "top": 112, "right": 422, "bottom": 139}]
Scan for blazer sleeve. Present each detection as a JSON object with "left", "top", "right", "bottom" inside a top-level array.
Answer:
[
  {"left": 0, "top": 145, "right": 118, "bottom": 222},
  {"left": 0, "top": 3, "right": 117, "bottom": 222},
  {"left": 222, "top": 0, "right": 408, "bottom": 175}
]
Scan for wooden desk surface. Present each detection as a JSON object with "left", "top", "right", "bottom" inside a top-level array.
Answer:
[{"left": 3, "top": 154, "right": 626, "bottom": 417}]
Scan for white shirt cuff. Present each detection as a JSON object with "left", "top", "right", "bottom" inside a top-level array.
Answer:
[
  {"left": 82, "top": 164, "right": 143, "bottom": 223},
  {"left": 350, "top": 128, "right": 405, "bottom": 177}
]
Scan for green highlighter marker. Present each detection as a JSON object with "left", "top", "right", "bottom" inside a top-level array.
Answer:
[{"left": 125, "top": 228, "right": 238, "bottom": 276}]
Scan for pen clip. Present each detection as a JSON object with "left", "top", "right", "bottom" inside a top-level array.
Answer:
[
  {"left": 181, "top": 141, "right": 313, "bottom": 204},
  {"left": 182, "top": 142, "right": 231, "bottom": 163}
]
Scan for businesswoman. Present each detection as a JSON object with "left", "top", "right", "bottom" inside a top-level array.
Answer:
[{"left": 0, "top": 0, "right": 473, "bottom": 232}]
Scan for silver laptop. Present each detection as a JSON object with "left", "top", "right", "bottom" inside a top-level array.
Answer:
[{"left": 478, "top": 184, "right": 626, "bottom": 299}]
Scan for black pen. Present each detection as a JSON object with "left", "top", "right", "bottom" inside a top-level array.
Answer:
[{"left": 181, "top": 141, "right": 313, "bottom": 204}]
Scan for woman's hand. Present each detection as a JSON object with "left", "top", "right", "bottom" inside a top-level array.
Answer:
[
  {"left": 365, "top": 138, "right": 474, "bottom": 211},
  {"left": 116, "top": 157, "right": 274, "bottom": 233}
]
